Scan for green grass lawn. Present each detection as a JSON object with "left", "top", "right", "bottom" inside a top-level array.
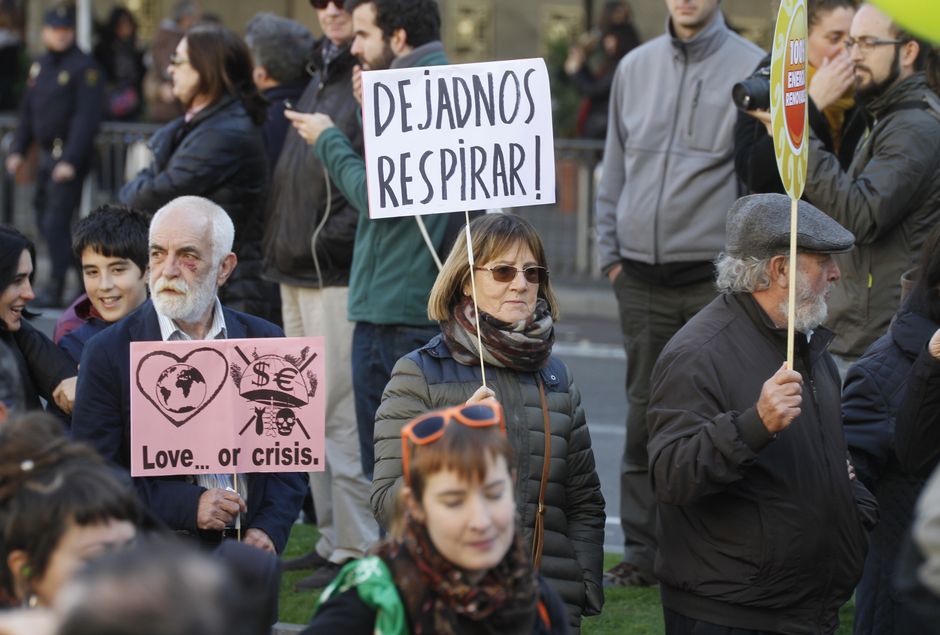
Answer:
[{"left": 279, "top": 524, "right": 854, "bottom": 633}]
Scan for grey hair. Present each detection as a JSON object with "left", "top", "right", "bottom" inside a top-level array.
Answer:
[
  {"left": 151, "top": 196, "right": 234, "bottom": 266},
  {"left": 714, "top": 252, "right": 777, "bottom": 293},
  {"left": 245, "top": 13, "right": 314, "bottom": 84}
]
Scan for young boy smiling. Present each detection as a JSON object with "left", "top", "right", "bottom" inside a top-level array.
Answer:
[{"left": 56, "top": 205, "right": 149, "bottom": 364}]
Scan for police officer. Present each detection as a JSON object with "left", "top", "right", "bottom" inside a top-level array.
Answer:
[{"left": 5, "top": 5, "right": 103, "bottom": 307}]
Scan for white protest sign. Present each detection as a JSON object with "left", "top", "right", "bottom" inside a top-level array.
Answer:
[{"left": 361, "top": 58, "right": 555, "bottom": 219}]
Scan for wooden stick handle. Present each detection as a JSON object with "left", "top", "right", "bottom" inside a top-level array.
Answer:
[
  {"left": 786, "top": 197, "right": 798, "bottom": 370},
  {"left": 464, "top": 210, "right": 487, "bottom": 388}
]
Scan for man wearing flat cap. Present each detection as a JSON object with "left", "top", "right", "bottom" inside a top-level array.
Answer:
[{"left": 647, "top": 193, "right": 878, "bottom": 635}]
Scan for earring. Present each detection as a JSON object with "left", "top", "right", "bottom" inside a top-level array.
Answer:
[
  {"left": 20, "top": 564, "right": 31, "bottom": 579},
  {"left": 26, "top": 593, "right": 38, "bottom": 608}
]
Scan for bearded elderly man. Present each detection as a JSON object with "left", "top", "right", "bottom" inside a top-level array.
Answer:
[
  {"left": 647, "top": 193, "right": 878, "bottom": 635},
  {"left": 72, "top": 196, "right": 306, "bottom": 554}
]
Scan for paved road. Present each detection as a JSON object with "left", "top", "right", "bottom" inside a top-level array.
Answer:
[{"left": 555, "top": 314, "right": 627, "bottom": 554}]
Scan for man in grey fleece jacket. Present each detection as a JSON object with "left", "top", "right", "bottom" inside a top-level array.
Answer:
[{"left": 595, "top": 0, "right": 762, "bottom": 587}]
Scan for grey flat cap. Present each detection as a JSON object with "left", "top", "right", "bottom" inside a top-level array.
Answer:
[{"left": 726, "top": 193, "right": 854, "bottom": 258}]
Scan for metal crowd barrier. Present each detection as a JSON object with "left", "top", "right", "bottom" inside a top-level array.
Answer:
[{"left": 0, "top": 114, "right": 605, "bottom": 278}]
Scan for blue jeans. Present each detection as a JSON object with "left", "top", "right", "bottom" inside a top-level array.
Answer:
[{"left": 351, "top": 322, "right": 440, "bottom": 479}]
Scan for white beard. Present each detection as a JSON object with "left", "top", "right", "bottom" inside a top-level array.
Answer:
[
  {"left": 150, "top": 267, "right": 218, "bottom": 324},
  {"left": 779, "top": 270, "right": 829, "bottom": 333}
]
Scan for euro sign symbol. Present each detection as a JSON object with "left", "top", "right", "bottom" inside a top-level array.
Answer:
[
  {"left": 274, "top": 367, "right": 297, "bottom": 392},
  {"left": 251, "top": 361, "right": 270, "bottom": 387}
]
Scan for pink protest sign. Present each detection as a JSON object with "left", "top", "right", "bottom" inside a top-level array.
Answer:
[{"left": 130, "top": 337, "right": 325, "bottom": 476}]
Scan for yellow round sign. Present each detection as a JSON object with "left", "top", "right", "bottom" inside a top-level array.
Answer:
[
  {"left": 770, "top": 0, "right": 808, "bottom": 200},
  {"left": 871, "top": 0, "right": 940, "bottom": 44}
]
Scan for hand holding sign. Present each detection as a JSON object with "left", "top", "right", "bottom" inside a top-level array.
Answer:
[{"left": 198, "top": 487, "right": 246, "bottom": 531}]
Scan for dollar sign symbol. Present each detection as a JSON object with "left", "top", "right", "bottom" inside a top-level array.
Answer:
[{"left": 251, "top": 361, "right": 270, "bottom": 387}]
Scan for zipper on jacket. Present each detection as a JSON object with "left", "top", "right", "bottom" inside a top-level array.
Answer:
[
  {"left": 651, "top": 48, "right": 689, "bottom": 264},
  {"left": 687, "top": 79, "right": 703, "bottom": 137}
]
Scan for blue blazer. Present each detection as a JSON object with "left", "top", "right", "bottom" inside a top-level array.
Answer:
[{"left": 71, "top": 300, "right": 306, "bottom": 552}]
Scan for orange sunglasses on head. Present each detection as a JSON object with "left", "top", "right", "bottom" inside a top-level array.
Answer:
[{"left": 401, "top": 401, "right": 507, "bottom": 485}]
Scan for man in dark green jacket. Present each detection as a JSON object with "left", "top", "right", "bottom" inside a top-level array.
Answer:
[
  {"left": 803, "top": 4, "right": 940, "bottom": 371},
  {"left": 285, "top": 0, "right": 460, "bottom": 481}
]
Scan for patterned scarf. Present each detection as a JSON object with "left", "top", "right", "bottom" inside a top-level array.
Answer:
[
  {"left": 440, "top": 296, "right": 554, "bottom": 373},
  {"left": 378, "top": 512, "right": 538, "bottom": 635}
]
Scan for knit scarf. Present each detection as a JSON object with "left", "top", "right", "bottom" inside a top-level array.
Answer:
[
  {"left": 441, "top": 297, "right": 554, "bottom": 373},
  {"left": 378, "top": 512, "right": 539, "bottom": 635}
]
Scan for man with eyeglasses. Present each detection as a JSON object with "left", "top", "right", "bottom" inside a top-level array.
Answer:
[
  {"left": 261, "top": 0, "right": 379, "bottom": 591},
  {"left": 802, "top": 2, "right": 940, "bottom": 376}
]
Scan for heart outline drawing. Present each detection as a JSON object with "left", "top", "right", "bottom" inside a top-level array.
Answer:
[{"left": 135, "top": 347, "right": 228, "bottom": 427}]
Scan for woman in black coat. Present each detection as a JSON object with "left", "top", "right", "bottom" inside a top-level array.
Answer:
[
  {"left": 120, "top": 24, "right": 279, "bottom": 324},
  {"left": 842, "top": 222, "right": 940, "bottom": 634},
  {"left": 0, "top": 226, "right": 76, "bottom": 419}
]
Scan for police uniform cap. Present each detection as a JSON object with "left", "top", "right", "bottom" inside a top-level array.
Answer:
[
  {"left": 44, "top": 5, "right": 76, "bottom": 28},
  {"left": 725, "top": 193, "right": 854, "bottom": 258}
]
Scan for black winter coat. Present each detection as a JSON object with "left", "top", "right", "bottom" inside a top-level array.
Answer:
[
  {"left": 262, "top": 40, "right": 361, "bottom": 288},
  {"left": 119, "top": 96, "right": 279, "bottom": 323},
  {"left": 896, "top": 344, "right": 940, "bottom": 478},
  {"left": 648, "top": 293, "right": 877, "bottom": 634},
  {"left": 0, "top": 320, "right": 74, "bottom": 419},
  {"left": 842, "top": 309, "right": 938, "bottom": 635}
]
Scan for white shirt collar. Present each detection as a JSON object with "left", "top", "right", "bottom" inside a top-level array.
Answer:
[{"left": 156, "top": 297, "right": 227, "bottom": 342}]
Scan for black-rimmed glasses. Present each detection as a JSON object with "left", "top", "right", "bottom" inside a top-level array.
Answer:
[{"left": 843, "top": 36, "right": 905, "bottom": 53}]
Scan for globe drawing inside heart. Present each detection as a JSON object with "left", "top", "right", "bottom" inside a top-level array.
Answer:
[
  {"left": 156, "top": 364, "right": 207, "bottom": 414},
  {"left": 135, "top": 347, "right": 227, "bottom": 427}
]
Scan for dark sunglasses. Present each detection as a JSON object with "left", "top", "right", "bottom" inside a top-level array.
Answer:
[
  {"left": 475, "top": 265, "right": 548, "bottom": 284},
  {"left": 401, "top": 402, "right": 506, "bottom": 485},
  {"left": 309, "top": 0, "right": 341, "bottom": 8}
]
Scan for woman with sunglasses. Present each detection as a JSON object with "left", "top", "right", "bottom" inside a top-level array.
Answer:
[
  {"left": 372, "top": 213, "right": 604, "bottom": 631},
  {"left": 305, "top": 402, "right": 569, "bottom": 634},
  {"left": 119, "top": 23, "right": 280, "bottom": 324}
]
